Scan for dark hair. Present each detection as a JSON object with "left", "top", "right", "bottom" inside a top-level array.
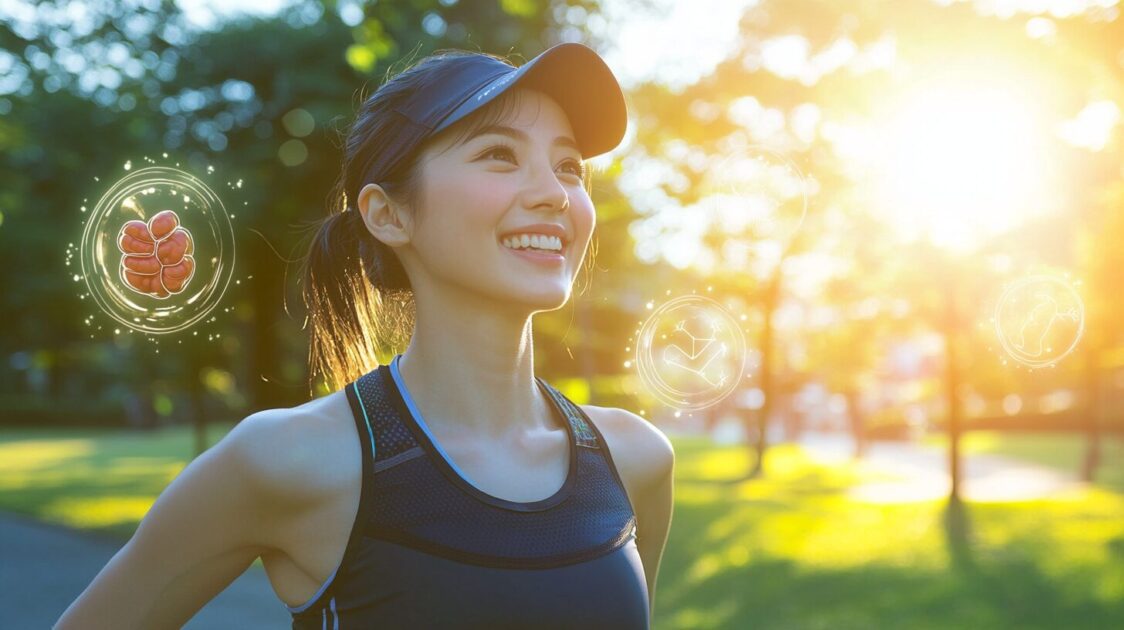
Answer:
[{"left": 301, "top": 49, "right": 597, "bottom": 396}]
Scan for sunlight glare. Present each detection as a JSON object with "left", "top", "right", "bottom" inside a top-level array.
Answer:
[{"left": 869, "top": 82, "right": 1052, "bottom": 253}]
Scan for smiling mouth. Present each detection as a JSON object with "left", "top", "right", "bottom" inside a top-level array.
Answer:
[
  {"left": 498, "top": 241, "right": 566, "bottom": 265},
  {"left": 499, "top": 236, "right": 566, "bottom": 256}
]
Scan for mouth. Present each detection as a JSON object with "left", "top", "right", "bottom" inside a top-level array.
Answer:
[{"left": 499, "top": 237, "right": 566, "bottom": 265}]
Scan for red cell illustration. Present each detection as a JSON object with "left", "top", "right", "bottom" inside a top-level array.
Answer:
[{"left": 116, "top": 209, "right": 196, "bottom": 298}]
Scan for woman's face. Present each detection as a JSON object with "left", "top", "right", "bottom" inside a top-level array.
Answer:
[{"left": 400, "top": 88, "right": 594, "bottom": 312}]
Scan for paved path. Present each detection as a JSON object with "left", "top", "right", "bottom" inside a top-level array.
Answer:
[
  {"left": 665, "top": 418, "right": 1088, "bottom": 503},
  {"left": 797, "top": 431, "right": 1087, "bottom": 503},
  {"left": 0, "top": 512, "right": 290, "bottom": 629}
]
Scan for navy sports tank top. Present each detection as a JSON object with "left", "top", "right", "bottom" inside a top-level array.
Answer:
[{"left": 286, "top": 355, "right": 650, "bottom": 629}]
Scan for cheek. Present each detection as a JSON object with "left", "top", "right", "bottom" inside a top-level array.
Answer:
[
  {"left": 417, "top": 172, "right": 513, "bottom": 251},
  {"left": 570, "top": 194, "right": 596, "bottom": 250}
]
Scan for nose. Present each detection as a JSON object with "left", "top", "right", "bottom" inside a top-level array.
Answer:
[{"left": 521, "top": 155, "right": 570, "bottom": 213}]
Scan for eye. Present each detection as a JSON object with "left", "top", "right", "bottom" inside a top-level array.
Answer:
[
  {"left": 477, "top": 143, "right": 585, "bottom": 179},
  {"left": 559, "top": 158, "right": 586, "bottom": 179},
  {"left": 479, "top": 143, "right": 517, "bottom": 163}
]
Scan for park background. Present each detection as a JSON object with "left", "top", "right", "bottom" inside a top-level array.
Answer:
[{"left": 2, "top": 0, "right": 1124, "bottom": 627}]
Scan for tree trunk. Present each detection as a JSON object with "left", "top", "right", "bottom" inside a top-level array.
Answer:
[
  {"left": 746, "top": 269, "right": 781, "bottom": 478},
  {"left": 944, "top": 278, "right": 962, "bottom": 505},
  {"left": 1082, "top": 346, "right": 1101, "bottom": 482},
  {"left": 846, "top": 389, "right": 866, "bottom": 459},
  {"left": 250, "top": 234, "right": 283, "bottom": 409},
  {"left": 189, "top": 348, "right": 208, "bottom": 458}
]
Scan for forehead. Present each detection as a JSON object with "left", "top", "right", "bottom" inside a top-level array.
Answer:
[{"left": 424, "top": 87, "right": 577, "bottom": 156}]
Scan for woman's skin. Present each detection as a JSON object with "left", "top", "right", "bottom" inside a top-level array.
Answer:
[{"left": 56, "top": 87, "right": 674, "bottom": 629}]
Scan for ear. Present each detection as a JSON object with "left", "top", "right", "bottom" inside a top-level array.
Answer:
[{"left": 357, "top": 183, "right": 412, "bottom": 248}]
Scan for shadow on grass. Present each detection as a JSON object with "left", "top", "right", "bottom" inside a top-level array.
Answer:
[{"left": 654, "top": 439, "right": 1124, "bottom": 629}]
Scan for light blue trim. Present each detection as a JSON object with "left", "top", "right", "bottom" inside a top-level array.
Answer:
[
  {"left": 285, "top": 566, "right": 340, "bottom": 613},
  {"left": 390, "top": 354, "right": 477, "bottom": 485},
  {"left": 352, "top": 380, "right": 377, "bottom": 462}
]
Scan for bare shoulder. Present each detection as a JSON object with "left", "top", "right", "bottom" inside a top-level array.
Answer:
[
  {"left": 53, "top": 391, "right": 360, "bottom": 628},
  {"left": 578, "top": 404, "right": 675, "bottom": 490},
  {"left": 227, "top": 389, "right": 359, "bottom": 503}
]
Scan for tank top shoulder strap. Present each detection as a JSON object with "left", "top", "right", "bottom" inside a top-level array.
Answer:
[
  {"left": 353, "top": 364, "right": 425, "bottom": 467},
  {"left": 534, "top": 377, "right": 601, "bottom": 449},
  {"left": 534, "top": 377, "right": 636, "bottom": 520}
]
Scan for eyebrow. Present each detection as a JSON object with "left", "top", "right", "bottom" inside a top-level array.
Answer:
[{"left": 466, "top": 124, "right": 581, "bottom": 154}]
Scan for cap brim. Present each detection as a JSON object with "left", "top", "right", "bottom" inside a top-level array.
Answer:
[{"left": 432, "top": 43, "right": 627, "bottom": 159}]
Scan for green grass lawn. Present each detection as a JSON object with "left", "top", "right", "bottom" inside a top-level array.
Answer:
[
  {"left": 1, "top": 426, "right": 1122, "bottom": 628},
  {"left": 0, "top": 423, "right": 232, "bottom": 539}
]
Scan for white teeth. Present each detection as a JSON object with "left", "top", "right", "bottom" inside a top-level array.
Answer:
[{"left": 501, "top": 234, "right": 564, "bottom": 252}]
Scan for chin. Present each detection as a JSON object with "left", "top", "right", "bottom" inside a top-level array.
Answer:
[{"left": 501, "top": 283, "right": 572, "bottom": 313}]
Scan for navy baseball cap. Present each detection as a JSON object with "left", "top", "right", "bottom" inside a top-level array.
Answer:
[{"left": 363, "top": 42, "right": 627, "bottom": 186}]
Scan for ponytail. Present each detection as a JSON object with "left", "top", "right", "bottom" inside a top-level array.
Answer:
[{"left": 300, "top": 176, "right": 415, "bottom": 397}]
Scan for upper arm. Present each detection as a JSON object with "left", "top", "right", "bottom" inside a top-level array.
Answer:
[
  {"left": 592, "top": 407, "right": 675, "bottom": 619},
  {"left": 55, "top": 410, "right": 310, "bottom": 630}
]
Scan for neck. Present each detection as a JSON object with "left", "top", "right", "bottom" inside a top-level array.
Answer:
[{"left": 395, "top": 282, "right": 555, "bottom": 438}]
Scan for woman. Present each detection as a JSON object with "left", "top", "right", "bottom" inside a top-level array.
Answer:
[{"left": 57, "top": 42, "right": 674, "bottom": 629}]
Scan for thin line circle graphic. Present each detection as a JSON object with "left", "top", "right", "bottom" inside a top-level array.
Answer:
[
  {"left": 635, "top": 295, "right": 747, "bottom": 411},
  {"left": 993, "top": 275, "right": 1084, "bottom": 368}
]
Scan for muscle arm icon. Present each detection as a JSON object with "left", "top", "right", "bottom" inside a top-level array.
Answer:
[{"left": 117, "top": 209, "right": 196, "bottom": 299}]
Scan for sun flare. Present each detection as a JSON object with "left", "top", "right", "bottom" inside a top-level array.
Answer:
[{"left": 868, "top": 79, "right": 1055, "bottom": 252}]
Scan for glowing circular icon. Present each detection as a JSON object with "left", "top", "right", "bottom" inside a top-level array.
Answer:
[
  {"left": 635, "top": 295, "right": 747, "bottom": 411},
  {"left": 701, "top": 146, "right": 810, "bottom": 247},
  {"left": 993, "top": 275, "right": 1084, "bottom": 368},
  {"left": 78, "top": 166, "right": 235, "bottom": 334}
]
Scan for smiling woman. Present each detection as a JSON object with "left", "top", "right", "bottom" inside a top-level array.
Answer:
[{"left": 56, "top": 43, "right": 674, "bottom": 630}]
